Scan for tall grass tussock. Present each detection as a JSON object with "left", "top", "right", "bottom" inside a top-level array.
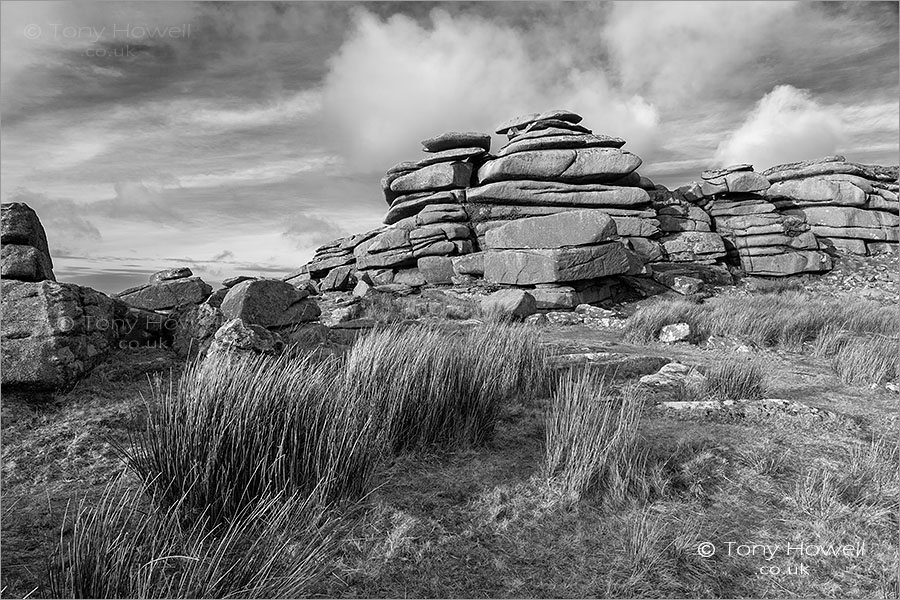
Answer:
[
  {"left": 59, "top": 322, "right": 549, "bottom": 598},
  {"left": 124, "top": 352, "right": 382, "bottom": 525},
  {"left": 700, "top": 358, "right": 766, "bottom": 401},
  {"left": 48, "top": 483, "right": 345, "bottom": 599},
  {"left": 544, "top": 369, "right": 651, "bottom": 505},
  {"left": 345, "top": 323, "right": 548, "bottom": 452}
]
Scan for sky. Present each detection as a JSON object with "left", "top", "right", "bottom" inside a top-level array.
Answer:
[{"left": 2, "top": 1, "right": 898, "bottom": 294}]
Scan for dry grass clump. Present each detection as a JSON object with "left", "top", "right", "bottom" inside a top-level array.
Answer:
[
  {"left": 47, "top": 483, "right": 344, "bottom": 599},
  {"left": 813, "top": 328, "right": 899, "bottom": 385},
  {"left": 345, "top": 323, "right": 548, "bottom": 453},
  {"left": 623, "top": 298, "right": 709, "bottom": 343},
  {"left": 124, "top": 352, "right": 382, "bottom": 526},
  {"left": 544, "top": 369, "right": 652, "bottom": 505},
  {"left": 700, "top": 358, "right": 766, "bottom": 401}
]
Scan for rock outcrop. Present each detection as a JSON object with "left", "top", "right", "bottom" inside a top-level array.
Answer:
[
  {"left": 291, "top": 112, "right": 896, "bottom": 300},
  {"left": 763, "top": 156, "right": 899, "bottom": 256},
  {"left": 688, "top": 165, "right": 832, "bottom": 276},
  {"left": 1, "top": 280, "right": 126, "bottom": 391},
  {"left": 1, "top": 202, "right": 128, "bottom": 391},
  {"left": 294, "top": 110, "right": 667, "bottom": 303}
]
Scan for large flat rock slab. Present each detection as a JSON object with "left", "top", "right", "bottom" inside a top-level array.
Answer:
[
  {"left": 116, "top": 277, "right": 212, "bottom": 311},
  {"left": 390, "top": 162, "right": 473, "bottom": 194},
  {"left": 483, "top": 209, "right": 618, "bottom": 249},
  {"left": 476, "top": 148, "right": 642, "bottom": 185},
  {"left": 484, "top": 243, "right": 635, "bottom": 284},
  {"left": 466, "top": 179, "right": 650, "bottom": 207}
]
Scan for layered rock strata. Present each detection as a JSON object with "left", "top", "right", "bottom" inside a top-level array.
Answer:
[
  {"left": 691, "top": 165, "right": 832, "bottom": 276},
  {"left": 763, "top": 156, "right": 899, "bottom": 256}
]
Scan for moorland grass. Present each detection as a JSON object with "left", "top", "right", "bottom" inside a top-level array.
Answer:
[
  {"left": 47, "top": 483, "right": 345, "bottom": 599},
  {"left": 544, "top": 369, "right": 653, "bottom": 505},
  {"left": 124, "top": 352, "right": 381, "bottom": 525},
  {"left": 622, "top": 298, "right": 709, "bottom": 344},
  {"left": 700, "top": 358, "right": 766, "bottom": 401},
  {"left": 52, "top": 322, "right": 549, "bottom": 598},
  {"left": 345, "top": 323, "right": 548, "bottom": 453},
  {"left": 625, "top": 290, "right": 900, "bottom": 385}
]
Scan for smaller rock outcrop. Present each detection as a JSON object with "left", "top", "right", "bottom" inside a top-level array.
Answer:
[
  {"left": 763, "top": 156, "right": 899, "bottom": 256},
  {"left": 116, "top": 268, "right": 212, "bottom": 311},
  {"left": 1, "top": 280, "right": 127, "bottom": 390},
  {"left": 689, "top": 164, "right": 832, "bottom": 276}
]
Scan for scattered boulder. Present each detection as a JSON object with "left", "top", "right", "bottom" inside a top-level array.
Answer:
[
  {"left": 659, "top": 322, "right": 692, "bottom": 343},
  {"left": 575, "top": 304, "right": 615, "bottom": 318},
  {"left": 481, "top": 289, "right": 537, "bottom": 321},
  {"left": 171, "top": 302, "right": 224, "bottom": 359},
  {"left": 1, "top": 280, "right": 125, "bottom": 391},
  {"left": 638, "top": 362, "right": 706, "bottom": 401},
  {"left": 545, "top": 311, "right": 584, "bottom": 326},
  {"left": 116, "top": 277, "right": 212, "bottom": 311},
  {"left": 205, "top": 318, "right": 284, "bottom": 362},
  {"left": 149, "top": 266, "right": 193, "bottom": 283},
  {"left": 220, "top": 279, "right": 319, "bottom": 328}
]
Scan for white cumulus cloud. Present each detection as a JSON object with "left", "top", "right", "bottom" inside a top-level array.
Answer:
[
  {"left": 714, "top": 85, "right": 844, "bottom": 170},
  {"left": 320, "top": 8, "right": 660, "bottom": 172}
]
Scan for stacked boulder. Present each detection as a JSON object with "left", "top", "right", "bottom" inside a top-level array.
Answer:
[
  {"left": 1, "top": 203, "right": 56, "bottom": 282},
  {"left": 295, "top": 111, "right": 899, "bottom": 299},
  {"left": 1, "top": 203, "right": 125, "bottom": 391},
  {"left": 182, "top": 276, "right": 322, "bottom": 359},
  {"left": 464, "top": 111, "right": 660, "bottom": 307},
  {"left": 116, "top": 267, "right": 212, "bottom": 312},
  {"left": 762, "top": 156, "right": 899, "bottom": 256},
  {"left": 466, "top": 110, "right": 661, "bottom": 256},
  {"left": 203, "top": 278, "right": 322, "bottom": 361},
  {"left": 480, "top": 209, "right": 644, "bottom": 307},
  {"left": 647, "top": 186, "right": 723, "bottom": 263},
  {"left": 691, "top": 165, "right": 832, "bottom": 276},
  {"left": 353, "top": 132, "right": 486, "bottom": 287},
  {"left": 289, "top": 229, "right": 384, "bottom": 291}
]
